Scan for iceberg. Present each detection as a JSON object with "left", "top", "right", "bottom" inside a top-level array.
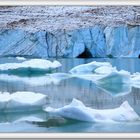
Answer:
[
  {"left": 0, "top": 91, "right": 48, "bottom": 112},
  {"left": 94, "top": 65, "right": 117, "bottom": 75},
  {"left": 44, "top": 98, "right": 139, "bottom": 123},
  {"left": 0, "top": 73, "right": 71, "bottom": 86},
  {"left": 97, "top": 70, "right": 131, "bottom": 84},
  {"left": 131, "top": 73, "right": 140, "bottom": 88},
  {"left": 0, "top": 111, "right": 47, "bottom": 123},
  {"left": 69, "top": 61, "right": 111, "bottom": 74},
  {"left": 16, "top": 57, "right": 26, "bottom": 61},
  {"left": 96, "top": 70, "right": 132, "bottom": 96},
  {"left": 0, "top": 59, "right": 62, "bottom": 76}
]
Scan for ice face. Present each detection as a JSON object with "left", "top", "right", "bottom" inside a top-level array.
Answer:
[
  {"left": 44, "top": 98, "right": 140, "bottom": 123},
  {"left": 69, "top": 61, "right": 111, "bottom": 74},
  {"left": 0, "top": 91, "right": 48, "bottom": 112}
]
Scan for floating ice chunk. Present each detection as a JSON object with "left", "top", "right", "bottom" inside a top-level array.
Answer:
[
  {"left": 51, "top": 60, "right": 62, "bottom": 69},
  {"left": 0, "top": 73, "right": 71, "bottom": 86},
  {"left": 72, "top": 74, "right": 102, "bottom": 82},
  {"left": 97, "top": 70, "right": 131, "bottom": 84},
  {"left": 94, "top": 66, "right": 117, "bottom": 74},
  {"left": 44, "top": 98, "right": 139, "bottom": 123},
  {"left": 69, "top": 61, "right": 111, "bottom": 74},
  {"left": 97, "top": 82, "right": 132, "bottom": 97},
  {"left": 16, "top": 57, "right": 26, "bottom": 61},
  {"left": 0, "top": 91, "right": 48, "bottom": 112},
  {"left": 0, "top": 111, "right": 47, "bottom": 123},
  {"left": 0, "top": 59, "right": 62, "bottom": 75},
  {"left": 15, "top": 116, "right": 45, "bottom": 123},
  {"left": 96, "top": 70, "right": 131, "bottom": 96},
  {"left": 131, "top": 72, "right": 140, "bottom": 88}
]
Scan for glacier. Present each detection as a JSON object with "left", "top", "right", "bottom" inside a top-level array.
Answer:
[
  {"left": 0, "top": 26, "right": 140, "bottom": 58},
  {"left": 44, "top": 98, "right": 140, "bottom": 123}
]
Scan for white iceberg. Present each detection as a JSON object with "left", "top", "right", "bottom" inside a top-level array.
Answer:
[
  {"left": 44, "top": 98, "right": 139, "bottom": 123},
  {"left": 131, "top": 72, "right": 140, "bottom": 88},
  {"left": 0, "top": 59, "right": 62, "bottom": 76},
  {"left": 0, "top": 111, "right": 47, "bottom": 123},
  {"left": 69, "top": 61, "right": 111, "bottom": 74},
  {"left": 96, "top": 70, "right": 131, "bottom": 96},
  {"left": 0, "top": 91, "right": 48, "bottom": 112},
  {"left": 72, "top": 74, "right": 102, "bottom": 82},
  {"left": 97, "top": 70, "right": 131, "bottom": 84},
  {"left": 0, "top": 73, "right": 71, "bottom": 86},
  {"left": 16, "top": 57, "right": 26, "bottom": 61},
  {"left": 94, "top": 65, "right": 117, "bottom": 75}
]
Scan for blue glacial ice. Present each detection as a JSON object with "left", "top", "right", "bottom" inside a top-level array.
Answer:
[
  {"left": 69, "top": 61, "right": 111, "bottom": 74},
  {"left": 44, "top": 98, "right": 140, "bottom": 123},
  {"left": 0, "top": 91, "right": 48, "bottom": 112},
  {"left": 0, "top": 59, "right": 62, "bottom": 76},
  {"left": 0, "top": 73, "right": 71, "bottom": 86},
  {"left": 69, "top": 61, "right": 140, "bottom": 96}
]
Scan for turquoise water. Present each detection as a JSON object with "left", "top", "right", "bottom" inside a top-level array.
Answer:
[{"left": 0, "top": 58, "right": 140, "bottom": 132}]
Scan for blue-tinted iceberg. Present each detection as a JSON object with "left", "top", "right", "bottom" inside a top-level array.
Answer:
[
  {"left": 96, "top": 70, "right": 131, "bottom": 96},
  {"left": 0, "top": 59, "right": 62, "bottom": 76},
  {"left": 69, "top": 61, "right": 111, "bottom": 74},
  {"left": 44, "top": 98, "right": 139, "bottom": 123},
  {"left": 0, "top": 111, "right": 47, "bottom": 123},
  {"left": 0, "top": 73, "right": 71, "bottom": 86},
  {"left": 16, "top": 57, "right": 26, "bottom": 61},
  {"left": 70, "top": 61, "right": 133, "bottom": 96},
  {"left": 0, "top": 91, "right": 48, "bottom": 112},
  {"left": 131, "top": 73, "right": 140, "bottom": 88},
  {"left": 94, "top": 65, "right": 117, "bottom": 75}
]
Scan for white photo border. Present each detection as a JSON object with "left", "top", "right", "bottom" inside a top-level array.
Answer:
[{"left": 0, "top": 0, "right": 139, "bottom": 138}]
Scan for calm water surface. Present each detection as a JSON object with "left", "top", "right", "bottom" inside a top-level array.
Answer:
[{"left": 0, "top": 58, "right": 140, "bottom": 132}]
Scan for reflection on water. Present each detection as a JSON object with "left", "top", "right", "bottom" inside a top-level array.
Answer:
[{"left": 0, "top": 58, "right": 140, "bottom": 132}]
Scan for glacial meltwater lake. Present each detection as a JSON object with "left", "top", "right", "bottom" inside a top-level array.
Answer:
[{"left": 0, "top": 57, "right": 140, "bottom": 133}]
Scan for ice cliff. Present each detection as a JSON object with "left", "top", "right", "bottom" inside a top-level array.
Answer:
[
  {"left": 0, "top": 26, "right": 140, "bottom": 58},
  {"left": 0, "top": 6, "right": 139, "bottom": 58}
]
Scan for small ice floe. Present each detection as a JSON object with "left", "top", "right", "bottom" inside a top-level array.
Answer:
[
  {"left": 131, "top": 72, "right": 140, "bottom": 88},
  {"left": 0, "top": 111, "right": 47, "bottom": 123},
  {"left": 16, "top": 57, "right": 26, "bottom": 61},
  {"left": 0, "top": 59, "right": 62, "bottom": 76},
  {"left": 69, "top": 61, "right": 111, "bottom": 74},
  {"left": 14, "top": 114, "right": 46, "bottom": 123},
  {"left": 96, "top": 70, "right": 131, "bottom": 96},
  {"left": 44, "top": 98, "right": 139, "bottom": 123},
  {"left": 94, "top": 65, "right": 117, "bottom": 75},
  {"left": 0, "top": 73, "right": 71, "bottom": 86},
  {"left": 0, "top": 91, "right": 48, "bottom": 112}
]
